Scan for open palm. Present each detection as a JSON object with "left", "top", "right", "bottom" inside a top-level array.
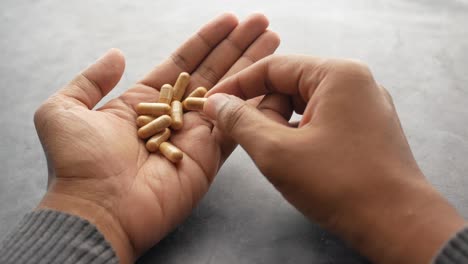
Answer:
[{"left": 33, "top": 14, "right": 279, "bottom": 261}]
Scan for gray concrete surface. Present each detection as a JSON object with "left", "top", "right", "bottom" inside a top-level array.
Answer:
[{"left": 1, "top": 0, "right": 467, "bottom": 263}]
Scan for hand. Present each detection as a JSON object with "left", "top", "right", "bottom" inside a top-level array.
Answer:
[
  {"left": 33, "top": 13, "right": 280, "bottom": 263},
  {"left": 204, "top": 55, "right": 466, "bottom": 264}
]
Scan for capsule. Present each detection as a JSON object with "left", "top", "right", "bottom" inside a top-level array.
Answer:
[
  {"left": 146, "top": 128, "right": 171, "bottom": 152},
  {"left": 159, "top": 142, "right": 183, "bottom": 163},
  {"left": 183, "top": 97, "right": 207, "bottom": 111},
  {"left": 185, "top": 87, "right": 207, "bottom": 99},
  {"left": 135, "top": 103, "right": 171, "bottom": 116},
  {"left": 136, "top": 115, "right": 155, "bottom": 127},
  {"left": 170, "top": 101, "right": 184, "bottom": 130},
  {"left": 158, "top": 84, "right": 173, "bottom": 104},
  {"left": 137, "top": 115, "right": 172, "bottom": 139},
  {"left": 172, "top": 72, "right": 190, "bottom": 101}
]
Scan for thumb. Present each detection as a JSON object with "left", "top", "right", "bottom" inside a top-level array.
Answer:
[
  {"left": 204, "top": 93, "right": 287, "bottom": 157},
  {"left": 58, "top": 48, "right": 126, "bottom": 109}
]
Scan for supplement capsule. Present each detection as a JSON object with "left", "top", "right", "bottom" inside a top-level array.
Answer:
[
  {"left": 137, "top": 115, "right": 172, "bottom": 139},
  {"left": 136, "top": 115, "right": 155, "bottom": 127},
  {"left": 172, "top": 72, "right": 190, "bottom": 101},
  {"left": 183, "top": 97, "right": 207, "bottom": 111},
  {"left": 146, "top": 128, "right": 171, "bottom": 152},
  {"left": 136, "top": 103, "right": 171, "bottom": 116},
  {"left": 158, "top": 84, "right": 173, "bottom": 104},
  {"left": 159, "top": 142, "right": 183, "bottom": 163},
  {"left": 186, "top": 87, "right": 207, "bottom": 99},
  {"left": 170, "top": 101, "right": 184, "bottom": 130}
]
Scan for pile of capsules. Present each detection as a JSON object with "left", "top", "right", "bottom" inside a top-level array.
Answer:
[{"left": 135, "top": 72, "right": 208, "bottom": 163}]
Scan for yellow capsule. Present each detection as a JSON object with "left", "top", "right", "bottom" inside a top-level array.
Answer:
[
  {"left": 136, "top": 115, "right": 155, "bottom": 127},
  {"left": 183, "top": 97, "right": 207, "bottom": 111},
  {"left": 158, "top": 84, "right": 173, "bottom": 104},
  {"left": 146, "top": 128, "right": 171, "bottom": 152},
  {"left": 159, "top": 142, "right": 183, "bottom": 163},
  {"left": 172, "top": 72, "right": 190, "bottom": 101},
  {"left": 137, "top": 115, "right": 172, "bottom": 139},
  {"left": 185, "top": 87, "right": 207, "bottom": 99},
  {"left": 170, "top": 101, "right": 184, "bottom": 130},
  {"left": 135, "top": 103, "right": 171, "bottom": 116}
]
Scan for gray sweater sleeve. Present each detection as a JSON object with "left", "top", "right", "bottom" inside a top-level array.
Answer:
[
  {"left": 0, "top": 210, "right": 118, "bottom": 264},
  {"left": 1, "top": 210, "right": 466, "bottom": 264},
  {"left": 433, "top": 227, "right": 468, "bottom": 264}
]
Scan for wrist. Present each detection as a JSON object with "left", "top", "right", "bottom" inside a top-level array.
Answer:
[
  {"left": 38, "top": 191, "right": 135, "bottom": 264},
  {"left": 332, "top": 173, "right": 465, "bottom": 264}
]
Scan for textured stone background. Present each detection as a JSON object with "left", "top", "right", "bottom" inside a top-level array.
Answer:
[{"left": 1, "top": 0, "right": 467, "bottom": 263}]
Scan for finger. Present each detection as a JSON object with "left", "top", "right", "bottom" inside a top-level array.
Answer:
[
  {"left": 257, "top": 93, "right": 293, "bottom": 126},
  {"left": 247, "top": 96, "right": 263, "bottom": 107},
  {"left": 219, "top": 30, "right": 280, "bottom": 116},
  {"left": 187, "top": 13, "right": 269, "bottom": 91},
  {"left": 220, "top": 30, "right": 280, "bottom": 81},
  {"left": 58, "top": 48, "right": 125, "bottom": 109},
  {"left": 204, "top": 93, "right": 292, "bottom": 158},
  {"left": 206, "top": 55, "right": 327, "bottom": 101},
  {"left": 207, "top": 29, "right": 280, "bottom": 161},
  {"left": 139, "top": 13, "right": 239, "bottom": 89},
  {"left": 379, "top": 84, "right": 405, "bottom": 133}
]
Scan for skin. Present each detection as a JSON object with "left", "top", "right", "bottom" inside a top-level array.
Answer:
[
  {"left": 33, "top": 13, "right": 280, "bottom": 263},
  {"left": 29, "top": 14, "right": 466, "bottom": 263},
  {"left": 204, "top": 55, "right": 467, "bottom": 264}
]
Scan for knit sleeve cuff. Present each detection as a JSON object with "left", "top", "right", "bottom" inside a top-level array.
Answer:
[
  {"left": 433, "top": 226, "right": 468, "bottom": 264},
  {"left": 0, "top": 210, "right": 118, "bottom": 264}
]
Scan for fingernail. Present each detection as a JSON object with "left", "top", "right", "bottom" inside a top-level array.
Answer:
[{"left": 204, "top": 93, "right": 230, "bottom": 120}]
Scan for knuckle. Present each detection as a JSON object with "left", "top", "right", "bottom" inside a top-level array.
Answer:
[
  {"left": 34, "top": 101, "right": 52, "bottom": 126},
  {"left": 34, "top": 103, "right": 52, "bottom": 135},
  {"left": 224, "top": 37, "right": 243, "bottom": 54},
  {"left": 33, "top": 95, "right": 62, "bottom": 129},
  {"left": 170, "top": 52, "right": 190, "bottom": 72},
  {"left": 195, "top": 64, "right": 220, "bottom": 85},
  {"left": 33, "top": 106, "right": 44, "bottom": 126},
  {"left": 269, "top": 54, "right": 291, "bottom": 64},
  {"left": 380, "top": 85, "right": 394, "bottom": 103},
  {"left": 261, "top": 54, "right": 282, "bottom": 65},
  {"left": 327, "top": 59, "right": 374, "bottom": 83},
  {"left": 240, "top": 53, "right": 256, "bottom": 64},
  {"left": 266, "top": 53, "right": 281, "bottom": 61},
  {"left": 196, "top": 31, "right": 215, "bottom": 49}
]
